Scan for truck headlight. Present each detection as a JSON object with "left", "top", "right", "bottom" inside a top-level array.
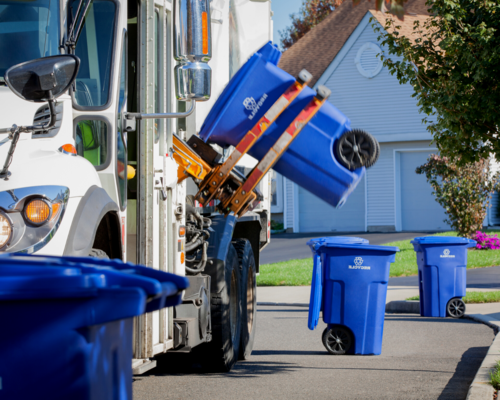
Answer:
[{"left": 0, "top": 212, "right": 13, "bottom": 249}]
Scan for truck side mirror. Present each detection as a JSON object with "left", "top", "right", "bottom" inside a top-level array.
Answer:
[
  {"left": 5, "top": 55, "right": 80, "bottom": 102},
  {"left": 173, "top": 0, "right": 211, "bottom": 102}
]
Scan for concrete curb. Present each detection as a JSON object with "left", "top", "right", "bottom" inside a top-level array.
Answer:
[
  {"left": 465, "top": 315, "right": 500, "bottom": 400},
  {"left": 258, "top": 301, "right": 422, "bottom": 312},
  {"left": 385, "top": 300, "right": 420, "bottom": 314},
  {"left": 257, "top": 302, "right": 308, "bottom": 307}
]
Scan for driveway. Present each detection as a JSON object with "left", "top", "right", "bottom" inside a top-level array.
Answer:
[
  {"left": 261, "top": 231, "right": 435, "bottom": 264},
  {"left": 133, "top": 307, "right": 494, "bottom": 400}
]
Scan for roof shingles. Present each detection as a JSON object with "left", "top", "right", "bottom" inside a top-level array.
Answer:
[{"left": 278, "top": 0, "right": 430, "bottom": 87}]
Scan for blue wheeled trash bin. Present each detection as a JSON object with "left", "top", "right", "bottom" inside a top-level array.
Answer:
[
  {"left": 307, "top": 239, "right": 399, "bottom": 355},
  {"left": 411, "top": 236, "right": 476, "bottom": 318},
  {"left": 199, "top": 42, "right": 379, "bottom": 209},
  {"left": 0, "top": 254, "right": 188, "bottom": 400},
  {"left": 307, "top": 236, "right": 369, "bottom": 332}
]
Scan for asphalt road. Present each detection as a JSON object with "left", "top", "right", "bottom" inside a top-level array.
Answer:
[
  {"left": 133, "top": 307, "right": 494, "bottom": 400},
  {"left": 389, "top": 266, "right": 500, "bottom": 289},
  {"left": 261, "top": 231, "right": 434, "bottom": 264}
]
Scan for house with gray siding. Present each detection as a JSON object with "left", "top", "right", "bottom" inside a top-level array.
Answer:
[{"left": 270, "top": 0, "right": 497, "bottom": 233}]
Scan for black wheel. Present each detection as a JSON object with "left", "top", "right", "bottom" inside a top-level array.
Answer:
[
  {"left": 447, "top": 298, "right": 466, "bottom": 318},
  {"left": 335, "top": 129, "right": 379, "bottom": 171},
  {"left": 322, "top": 326, "right": 353, "bottom": 355},
  {"left": 233, "top": 239, "right": 257, "bottom": 360},
  {"left": 193, "top": 244, "right": 242, "bottom": 372},
  {"left": 374, "top": 137, "right": 380, "bottom": 164},
  {"left": 89, "top": 248, "right": 109, "bottom": 259}
]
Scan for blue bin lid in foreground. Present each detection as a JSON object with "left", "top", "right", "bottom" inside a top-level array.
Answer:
[
  {"left": 411, "top": 236, "right": 476, "bottom": 248},
  {"left": 0, "top": 254, "right": 189, "bottom": 310}
]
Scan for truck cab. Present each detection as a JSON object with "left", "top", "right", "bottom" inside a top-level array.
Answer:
[{"left": 0, "top": 0, "right": 273, "bottom": 373}]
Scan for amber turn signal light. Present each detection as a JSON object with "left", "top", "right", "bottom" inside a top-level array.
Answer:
[
  {"left": 59, "top": 144, "right": 77, "bottom": 154},
  {"left": 50, "top": 202, "right": 61, "bottom": 221},
  {"left": 24, "top": 199, "right": 51, "bottom": 226}
]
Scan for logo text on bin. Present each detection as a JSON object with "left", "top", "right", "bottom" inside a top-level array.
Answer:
[
  {"left": 440, "top": 249, "right": 455, "bottom": 258},
  {"left": 244, "top": 94, "right": 268, "bottom": 120},
  {"left": 349, "top": 257, "right": 371, "bottom": 270}
]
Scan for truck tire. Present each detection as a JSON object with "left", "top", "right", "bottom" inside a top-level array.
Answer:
[
  {"left": 233, "top": 239, "right": 257, "bottom": 360},
  {"left": 89, "top": 248, "right": 109, "bottom": 259},
  {"left": 193, "top": 244, "right": 242, "bottom": 372}
]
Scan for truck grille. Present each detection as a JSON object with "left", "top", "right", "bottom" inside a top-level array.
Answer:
[{"left": 32, "top": 102, "right": 64, "bottom": 138}]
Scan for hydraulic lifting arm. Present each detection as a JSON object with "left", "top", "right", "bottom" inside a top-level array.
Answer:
[{"left": 171, "top": 70, "right": 332, "bottom": 218}]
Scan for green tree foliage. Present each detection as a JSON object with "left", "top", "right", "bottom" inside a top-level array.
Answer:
[
  {"left": 279, "top": 0, "right": 337, "bottom": 50},
  {"left": 416, "top": 155, "right": 499, "bottom": 238},
  {"left": 280, "top": 0, "right": 407, "bottom": 50},
  {"left": 374, "top": 0, "right": 500, "bottom": 163}
]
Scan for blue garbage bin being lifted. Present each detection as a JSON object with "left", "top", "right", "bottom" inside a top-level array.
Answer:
[
  {"left": 199, "top": 42, "right": 370, "bottom": 209},
  {"left": 307, "top": 239, "right": 399, "bottom": 355},
  {"left": 411, "top": 236, "right": 476, "bottom": 318},
  {"left": 0, "top": 254, "right": 188, "bottom": 400}
]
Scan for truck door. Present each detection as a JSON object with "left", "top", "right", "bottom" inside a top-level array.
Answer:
[
  {"left": 131, "top": 0, "right": 177, "bottom": 366},
  {"left": 71, "top": 0, "right": 128, "bottom": 259}
]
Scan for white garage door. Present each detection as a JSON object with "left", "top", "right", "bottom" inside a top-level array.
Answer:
[
  {"left": 400, "top": 151, "right": 449, "bottom": 231},
  {"left": 298, "top": 176, "right": 365, "bottom": 233}
]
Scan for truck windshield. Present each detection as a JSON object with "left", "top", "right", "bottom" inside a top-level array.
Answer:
[{"left": 0, "top": 0, "right": 60, "bottom": 79}]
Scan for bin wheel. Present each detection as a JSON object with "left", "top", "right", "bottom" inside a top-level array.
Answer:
[
  {"left": 233, "top": 239, "right": 257, "bottom": 360},
  {"left": 322, "top": 326, "right": 353, "bottom": 355},
  {"left": 335, "top": 129, "right": 379, "bottom": 171},
  {"left": 447, "top": 298, "right": 466, "bottom": 318}
]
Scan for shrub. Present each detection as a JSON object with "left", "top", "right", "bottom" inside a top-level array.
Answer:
[
  {"left": 472, "top": 231, "right": 500, "bottom": 250},
  {"left": 271, "top": 220, "right": 284, "bottom": 231},
  {"left": 416, "top": 155, "right": 499, "bottom": 238}
]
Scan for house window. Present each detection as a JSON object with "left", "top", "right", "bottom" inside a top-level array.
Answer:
[
  {"left": 355, "top": 42, "right": 383, "bottom": 79},
  {"left": 270, "top": 170, "right": 283, "bottom": 213}
]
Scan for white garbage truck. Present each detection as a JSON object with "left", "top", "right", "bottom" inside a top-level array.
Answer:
[{"left": 0, "top": 0, "right": 274, "bottom": 373}]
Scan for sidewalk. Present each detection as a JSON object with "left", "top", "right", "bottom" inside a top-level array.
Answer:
[{"left": 257, "top": 285, "right": 500, "bottom": 319}]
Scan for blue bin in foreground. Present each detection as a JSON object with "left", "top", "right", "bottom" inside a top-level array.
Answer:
[
  {"left": 0, "top": 254, "right": 188, "bottom": 400},
  {"left": 411, "top": 236, "right": 476, "bottom": 318},
  {"left": 307, "top": 239, "right": 399, "bottom": 355}
]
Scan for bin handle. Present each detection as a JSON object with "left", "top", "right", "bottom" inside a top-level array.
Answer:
[{"left": 308, "top": 253, "right": 322, "bottom": 331}]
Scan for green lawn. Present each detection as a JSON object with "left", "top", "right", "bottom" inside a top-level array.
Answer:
[
  {"left": 256, "top": 230, "right": 500, "bottom": 286},
  {"left": 406, "top": 291, "right": 500, "bottom": 304}
]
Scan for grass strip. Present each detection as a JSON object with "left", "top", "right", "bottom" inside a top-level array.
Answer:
[
  {"left": 404, "top": 291, "right": 500, "bottom": 304},
  {"left": 257, "top": 230, "right": 500, "bottom": 286},
  {"left": 491, "top": 360, "right": 500, "bottom": 391}
]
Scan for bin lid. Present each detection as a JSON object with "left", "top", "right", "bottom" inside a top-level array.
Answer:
[
  {"left": 411, "top": 236, "right": 476, "bottom": 247},
  {"left": 309, "top": 242, "right": 399, "bottom": 253},
  {"left": 307, "top": 236, "right": 368, "bottom": 251},
  {"left": 0, "top": 254, "right": 189, "bottom": 303}
]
